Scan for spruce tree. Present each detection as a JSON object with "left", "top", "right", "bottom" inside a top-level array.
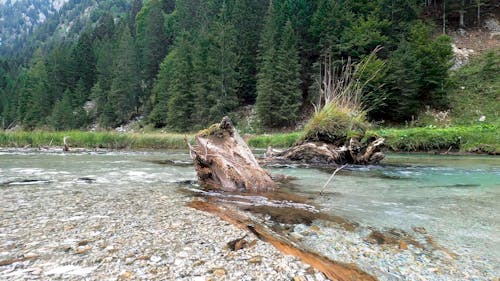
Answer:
[
  {"left": 108, "top": 25, "right": 140, "bottom": 126},
  {"left": 149, "top": 52, "right": 175, "bottom": 128},
  {"left": 18, "top": 56, "right": 51, "bottom": 129},
  {"left": 70, "top": 32, "right": 96, "bottom": 92},
  {"left": 192, "top": 1, "right": 239, "bottom": 128},
  {"left": 255, "top": 1, "right": 279, "bottom": 128},
  {"left": 166, "top": 33, "right": 194, "bottom": 131},
  {"left": 232, "top": 0, "right": 267, "bottom": 104},
  {"left": 135, "top": 0, "right": 168, "bottom": 95},
  {"left": 274, "top": 20, "right": 302, "bottom": 125},
  {"left": 49, "top": 93, "right": 74, "bottom": 131}
]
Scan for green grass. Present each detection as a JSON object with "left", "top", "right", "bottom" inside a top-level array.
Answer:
[
  {"left": 375, "top": 124, "right": 499, "bottom": 154},
  {"left": 1, "top": 124, "right": 497, "bottom": 154},
  {"left": 246, "top": 131, "right": 302, "bottom": 148},
  {"left": 247, "top": 124, "right": 499, "bottom": 154},
  {"left": 448, "top": 49, "right": 500, "bottom": 126},
  {"left": 0, "top": 131, "right": 193, "bottom": 150}
]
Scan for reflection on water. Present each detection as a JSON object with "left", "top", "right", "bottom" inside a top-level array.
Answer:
[{"left": 1, "top": 151, "right": 499, "bottom": 273}]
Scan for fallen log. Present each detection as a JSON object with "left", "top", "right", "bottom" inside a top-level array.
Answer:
[
  {"left": 189, "top": 116, "right": 276, "bottom": 192},
  {"left": 265, "top": 136, "right": 385, "bottom": 166},
  {"left": 188, "top": 200, "right": 377, "bottom": 281}
]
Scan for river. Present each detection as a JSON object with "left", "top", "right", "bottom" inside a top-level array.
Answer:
[{"left": 1, "top": 150, "right": 498, "bottom": 280}]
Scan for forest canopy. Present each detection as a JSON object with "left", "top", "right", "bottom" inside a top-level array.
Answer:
[{"left": 0, "top": 0, "right": 497, "bottom": 131}]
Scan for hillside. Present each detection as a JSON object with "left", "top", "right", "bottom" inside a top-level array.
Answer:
[
  {"left": 0, "top": 0, "right": 499, "bottom": 133},
  {"left": 0, "top": 0, "right": 132, "bottom": 61}
]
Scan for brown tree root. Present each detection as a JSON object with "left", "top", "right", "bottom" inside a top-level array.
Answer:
[{"left": 187, "top": 200, "right": 377, "bottom": 281}]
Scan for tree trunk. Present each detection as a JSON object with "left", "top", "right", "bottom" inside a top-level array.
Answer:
[{"left": 189, "top": 116, "right": 276, "bottom": 192}]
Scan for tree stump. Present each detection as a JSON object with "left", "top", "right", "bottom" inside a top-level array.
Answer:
[{"left": 189, "top": 116, "right": 276, "bottom": 192}]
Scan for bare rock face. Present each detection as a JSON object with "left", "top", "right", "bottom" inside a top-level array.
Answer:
[{"left": 190, "top": 117, "right": 276, "bottom": 192}]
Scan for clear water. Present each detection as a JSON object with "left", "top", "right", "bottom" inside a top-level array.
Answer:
[
  {"left": 1, "top": 151, "right": 499, "bottom": 272},
  {"left": 270, "top": 153, "right": 500, "bottom": 267}
]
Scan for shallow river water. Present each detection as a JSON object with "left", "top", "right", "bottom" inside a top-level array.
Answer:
[{"left": 1, "top": 150, "right": 499, "bottom": 280}]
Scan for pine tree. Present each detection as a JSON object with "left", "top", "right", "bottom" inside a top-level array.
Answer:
[
  {"left": 192, "top": 1, "right": 239, "bottom": 128},
  {"left": 232, "top": 0, "right": 267, "bottom": 104},
  {"left": 255, "top": 1, "right": 280, "bottom": 128},
  {"left": 136, "top": 0, "right": 168, "bottom": 95},
  {"left": 274, "top": 20, "right": 302, "bottom": 125},
  {"left": 108, "top": 25, "right": 140, "bottom": 126},
  {"left": 166, "top": 33, "right": 194, "bottom": 131},
  {"left": 49, "top": 92, "right": 74, "bottom": 131},
  {"left": 18, "top": 55, "right": 51, "bottom": 129},
  {"left": 149, "top": 52, "right": 176, "bottom": 127},
  {"left": 69, "top": 32, "right": 96, "bottom": 93},
  {"left": 90, "top": 81, "right": 106, "bottom": 119}
]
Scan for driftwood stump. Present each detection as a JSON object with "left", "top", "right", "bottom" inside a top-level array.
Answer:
[
  {"left": 266, "top": 137, "right": 385, "bottom": 166},
  {"left": 189, "top": 116, "right": 276, "bottom": 192}
]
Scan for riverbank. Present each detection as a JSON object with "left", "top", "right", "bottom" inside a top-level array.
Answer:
[
  {"left": 248, "top": 124, "right": 499, "bottom": 154},
  {"left": 0, "top": 131, "right": 191, "bottom": 150},
  {"left": 0, "top": 124, "right": 498, "bottom": 154}
]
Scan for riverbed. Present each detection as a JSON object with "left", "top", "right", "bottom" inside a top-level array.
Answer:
[{"left": 0, "top": 150, "right": 499, "bottom": 280}]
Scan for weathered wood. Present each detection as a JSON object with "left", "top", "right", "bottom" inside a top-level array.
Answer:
[
  {"left": 190, "top": 117, "right": 276, "bottom": 192},
  {"left": 188, "top": 200, "right": 377, "bottom": 281},
  {"left": 266, "top": 137, "right": 385, "bottom": 166}
]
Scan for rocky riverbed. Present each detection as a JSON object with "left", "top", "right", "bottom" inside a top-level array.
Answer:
[
  {"left": 1, "top": 151, "right": 499, "bottom": 281},
  {"left": 0, "top": 181, "right": 328, "bottom": 280}
]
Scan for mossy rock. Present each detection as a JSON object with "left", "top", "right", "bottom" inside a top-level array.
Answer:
[{"left": 300, "top": 104, "right": 369, "bottom": 146}]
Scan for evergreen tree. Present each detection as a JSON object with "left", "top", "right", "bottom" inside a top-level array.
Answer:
[
  {"left": 149, "top": 52, "right": 176, "bottom": 127},
  {"left": 129, "top": 0, "right": 143, "bottom": 36},
  {"left": 166, "top": 33, "right": 194, "bottom": 131},
  {"left": 90, "top": 81, "right": 106, "bottom": 119},
  {"left": 136, "top": 0, "right": 168, "bottom": 95},
  {"left": 255, "top": 1, "right": 279, "bottom": 127},
  {"left": 274, "top": 20, "right": 302, "bottom": 125},
  {"left": 94, "top": 40, "right": 115, "bottom": 92},
  {"left": 49, "top": 92, "right": 75, "bottom": 130},
  {"left": 18, "top": 55, "right": 51, "bottom": 129},
  {"left": 108, "top": 25, "right": 140, "bottom": 126},
  {"left": 69, "top": 32, "right": 96, "bottom": 93},
  {"left": 232, "top": 0, "right": 267, "bottom": 104},
  {"left": 94, "top": 12, "right": 115, "bottom": 41},
  {"left": 192, "top": 1, "right": 239, "bottom": 128}
]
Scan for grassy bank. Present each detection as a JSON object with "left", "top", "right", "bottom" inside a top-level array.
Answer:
[
  {"left": 1, "top": 124, "right": 497, "bottom": 154},
  {"left": 0, "top": 131, "right": 192, "bottom": 150},
  {"left": 247, "top": 124, "right": 499, "bottom": 154}
]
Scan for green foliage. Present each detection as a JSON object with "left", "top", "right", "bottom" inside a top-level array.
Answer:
[
  {"left": 166, "top": 34, "right": 195, "bottom": 131},
  {"left": 368, "top": 21, "right": 453, "bottom": 122},
  {"left": 149, "top": 54, "right": 174, "bottom": 128},
  {"left": 256, "top": 5, "right": 302, "bottom": 128},
  {"left": 448, "top": 49, "right": 500, "bottom": 125},
  {"left": 136, "top": 0, "right": 168, "bottom": 93},
  {"left": 191, "top": 2, "right": 239, "bottom": 129},
  {"left": 376, "top": 124, "right": 499, "bottom": 154},
  {"left": 49, "top": 94, "right": 75, "bottom": 131},
  {"left": 107, "top": 25, "right": 140, "bottom": 126}
]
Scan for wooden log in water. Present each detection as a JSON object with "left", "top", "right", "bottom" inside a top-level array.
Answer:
[{"left": 187, "top": 200, "right": 377, "bottom": 281}]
